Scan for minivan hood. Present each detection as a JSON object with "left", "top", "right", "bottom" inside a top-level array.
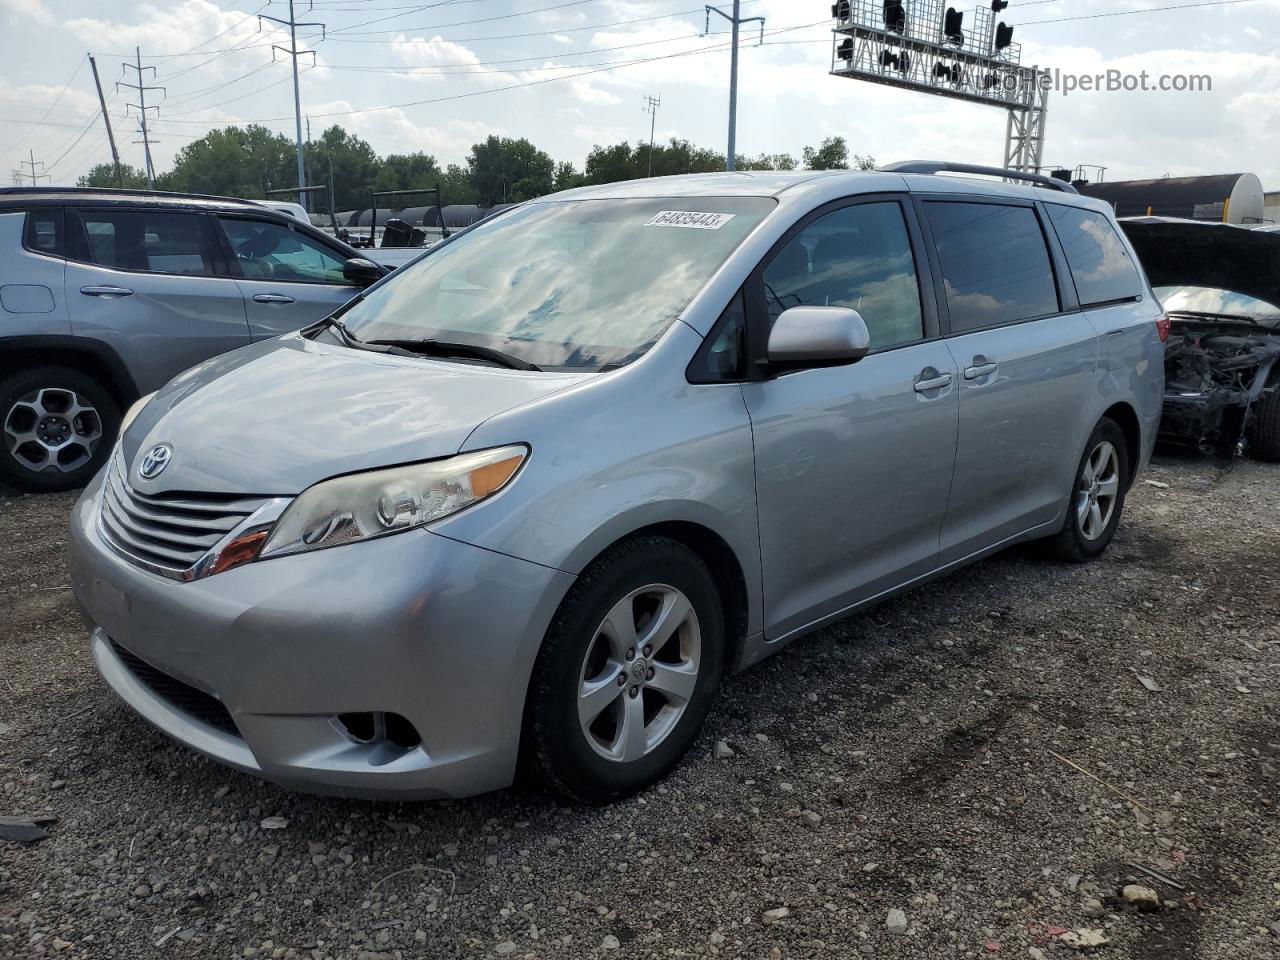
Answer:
[
  {"left": 125, "top": 335, "right": 589, "bottom": 495},
  {"left": 1120, "top": 216, "right": 1280, "bottom": 310}
]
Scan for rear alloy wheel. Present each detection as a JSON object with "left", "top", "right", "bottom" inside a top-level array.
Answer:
[
  {"left": 527, "top": 536, "right": 724, "bottom": 804},
  {"left": 1248, "top": 387, "right": 1280, "bottom": 462},
  {"left": 0, "top": 367, "right": 120, "bottom": 493},
  {"left": 1047, "top": 417, "right": 1129, "bottom": 562}
]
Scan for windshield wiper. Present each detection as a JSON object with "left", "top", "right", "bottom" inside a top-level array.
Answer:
[{"left": 364, "top": 338, "right": 542, "bottom": 371}]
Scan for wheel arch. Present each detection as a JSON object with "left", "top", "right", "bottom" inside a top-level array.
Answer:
[
  {"left": 0, "top": 336, "right": 139, "bottom": 410},
  {"left": 563, "top": 517, "right": 753, "bottom": 678},
  {"left": 1100, "top": 401, "right": 1141, "bottom": 489}
]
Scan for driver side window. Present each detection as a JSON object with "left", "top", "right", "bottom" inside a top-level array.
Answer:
[
  {"left": 218, "top": 217, "right": 350, "bottom": 285},
  {"left": 762, "top": 201, "right": 925, "bottom": 352}
]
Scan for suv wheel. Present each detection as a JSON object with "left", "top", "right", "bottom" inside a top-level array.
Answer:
[
  {"left": 1047, "top": 417, "right": 1129, "bottom": 562},
  {"left": 0, "top": 367, "right": 120, "bottom": 493},
  {"left": 526, "top": 536, "right": 724, "bottom": 804}
]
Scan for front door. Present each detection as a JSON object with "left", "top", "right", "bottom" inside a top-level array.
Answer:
[
  {"left": 742, "top": 197, "right": 959, "bottom": 640},
  {"left": 64, "top": 207, "right": 251, "bottom": 394},
  {"left": 215, "top": 215, "right": 363, "bottom": 339}
]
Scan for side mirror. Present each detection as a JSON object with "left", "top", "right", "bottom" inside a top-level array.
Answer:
[
  {"left": 767, "top": 306, "right": 871, "bottom": 370},
  {"left": 343, "top": 257, "right": 383, "bottom": 287}
]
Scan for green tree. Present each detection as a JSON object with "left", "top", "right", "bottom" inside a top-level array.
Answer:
[
  {"left": 553, "top": 161, "right": 585, "bottom": 192},
  {"left": 740, "top": 153, "right": 797, "bottom": 171},
  {"left": 373, "top": 152, "right": 443, "bottom": 194},
  {"left": 163, "top": 125, "right": 296, "bottom": 198},
  {"left": 466, "top": 135, "right": 555, "bottom": 205},
  {"left": 583, "top": 142, "right": 635, "bottom": 184},
  {"left": 802, "top": 136, "right": 850, "bottom": 171},
  {"left": 304, "top": 125, "right": 381, "bottom": 209},
  {"left": 77, "top": 163, "right": 149, "bottom": 188},
  {"left": 440, "top": 163, "right": 478, "bottom": 205}
]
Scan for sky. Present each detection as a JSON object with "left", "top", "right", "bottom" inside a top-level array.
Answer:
[{"left": 2, "top": 0, "right": 1279, "bottom": 189}]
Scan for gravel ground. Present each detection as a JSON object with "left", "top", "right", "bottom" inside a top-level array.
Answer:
[{"left": 1, "top": 455, "right": 1278, "bottom": 960}]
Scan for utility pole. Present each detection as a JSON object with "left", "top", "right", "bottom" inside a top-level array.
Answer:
[
  {"left": 261, "top": 1, "right": 325, "bottom": 212},
  {"left": 89, "top": 54, "right": 125, "bottom": 188},
  {"left": 642, "top": 95, "right": 661, "bottom": 179},
  {"left": 704, "top": 1, "right": 764, "bottom": 172},
  {"left": 18, "top": 151, "right": 49, "bottom": 187},
  {"left": 118, "top": 48, "right": 164, "bottom": 188}
]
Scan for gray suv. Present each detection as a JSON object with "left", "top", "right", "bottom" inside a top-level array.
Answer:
[
  {"left": 68, "top": 165, "right": 1166, "bottom": 803},
  {"left": 0, "top": 188, "right": 384, "bottom": 492}
]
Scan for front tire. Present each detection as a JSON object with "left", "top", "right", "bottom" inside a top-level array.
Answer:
[
  {"left": 0, "top": 367, "right": 120, "bottom": 493},
  {"left": 526, "top": 536, "right": 725, "bottom": 804},
  {"left": 1047, "top": 418, "right": 1129, "bottom": 563}
]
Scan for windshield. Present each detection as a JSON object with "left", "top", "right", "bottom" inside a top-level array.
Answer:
[
  {"left": 1155, "top": 285, "right": 1280, "bottom": 324},
  {"left": 338, "top": 197, "right": 775, "bottom": 370}
]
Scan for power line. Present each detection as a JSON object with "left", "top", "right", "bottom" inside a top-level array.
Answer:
[
  {"left": 4, "top": 56, "right": 86, "bottom": 160},
  {"left": 1018, "top": 0, "right": 1258, "bottom": 25},
  {"left": 260, "top": 0, "right": 326, "bottom": 208},
  {"left": 328, "top": 0, "right": 606, "bottom": 36}
]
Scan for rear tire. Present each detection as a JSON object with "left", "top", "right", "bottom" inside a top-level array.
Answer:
[
  {"left": 1249, "top": 388, "right": 1280, "bottom": 463},
  {"left": 1046, "top": 418, "right": 1129, "bottom": 563},
  {"left": 0, "top": 367, "right": 119, "bottom": 493},
  {"left": 525, "top": 536, "right": 724, "bottom": 804}
]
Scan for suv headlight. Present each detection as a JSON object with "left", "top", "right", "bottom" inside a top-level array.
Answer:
[{"left": 258, "top": 445, "right": 528, "bottom": 561}]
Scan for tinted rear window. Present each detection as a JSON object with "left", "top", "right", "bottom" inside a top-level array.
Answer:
[
  {"left": 70, "top": 209, "right": 217, "bottom": 276},
  {"left": 925, "top": 202, "right": 1060, "bottom": 333},
  {"left": 1047, "top": 204, "right": 1144, "bottom": 306}
]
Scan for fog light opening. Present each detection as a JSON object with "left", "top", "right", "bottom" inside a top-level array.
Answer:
[{"left": 336, "top": 711, "right": 421, "bottom": 750}]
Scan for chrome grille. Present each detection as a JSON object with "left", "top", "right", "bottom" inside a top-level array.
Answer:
[{"left": 99, "top": 456, "right": 269, "bottom": 579}]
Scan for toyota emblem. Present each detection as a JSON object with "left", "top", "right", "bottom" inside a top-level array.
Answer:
[{"left": 139, "top": 443, "right": 173, "bottom": 480}]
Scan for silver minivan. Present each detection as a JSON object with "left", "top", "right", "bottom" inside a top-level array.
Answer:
[{"left": 69, "top": 165, "right": 1166, "bottom": 803}]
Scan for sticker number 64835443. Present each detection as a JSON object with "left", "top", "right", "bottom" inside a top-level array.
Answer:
[{"left": 644, "top": 210, "right": 737, "bottom": 230}]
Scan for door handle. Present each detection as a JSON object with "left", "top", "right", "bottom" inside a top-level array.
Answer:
[
  {"left": 80, "top": 285, "right": 133, "bottom": 297},
  {"left": 253, "top": 293, "right": 296, "bottom": 304},
  {"left": 964, "top": 362, "right": 999, "bottom": 380},
  {"left": 914, "top": 372, "right": 953, "bottom": 393}
]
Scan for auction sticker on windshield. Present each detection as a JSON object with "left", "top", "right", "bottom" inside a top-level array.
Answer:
[{"left": 644, "top": 211, "right": 736, "bottom": 230}]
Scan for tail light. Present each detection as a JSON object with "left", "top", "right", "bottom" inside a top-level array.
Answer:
[{"left": 1155, "top": 312, "right": 1171, "bottom": 343}]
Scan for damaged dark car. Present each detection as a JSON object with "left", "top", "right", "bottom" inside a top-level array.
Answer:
[{"left": 1120, "top": 217, "right": 1280, "bottom": 460}]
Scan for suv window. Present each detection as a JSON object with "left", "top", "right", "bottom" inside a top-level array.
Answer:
[
  {"left": 924, "top": 202, "right": 1060, "bottom": 333},
  {"left": 762, "top": 201, "right": 924, "bottom": 351},
  {"left": 218, "top": 217, "right": 349, "bottom": 285},
  {"left": 70, "top": 209, "right": 217, "bottom": 276},
  {"left": 1046, "top": 204, "right": 1144, "bottom": 306},
  {"left": 23, "top": 208, "right": 63, "bottom": 257}
]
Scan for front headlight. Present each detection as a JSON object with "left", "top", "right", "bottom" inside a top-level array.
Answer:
[
  {"left": 119, "top": 392, "right": 156, "bottom": 436},
  {"left": 257, "top": 444, "right": 528, "bottom": 561}
]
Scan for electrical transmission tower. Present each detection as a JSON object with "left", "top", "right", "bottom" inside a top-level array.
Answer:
[
  {"left": 642, "top": 95, "right": 661, "bottom": 178},
  {"left": 16, "top": 150, "right": 49, "bottom": 187},
  {"left": 704, "top": 1, "right": 764, "bottom": 172},
  {"left": 118, "top": 47, "right": 164, "bottom": 188},
  {"left": 261, "top": 1, "right": 325, "bottom": 212}
]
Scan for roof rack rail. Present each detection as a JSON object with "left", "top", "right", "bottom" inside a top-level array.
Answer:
[
  {"left": 0, "top": 185, "right": 261, "bottom": 205},
  {"left": 878, "top": 161, "right": 1079, "bottom": 195}
]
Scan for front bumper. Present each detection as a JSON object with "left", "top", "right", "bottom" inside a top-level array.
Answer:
[{"left": 69, "top": 470, "right": 575, "bottom": 800}]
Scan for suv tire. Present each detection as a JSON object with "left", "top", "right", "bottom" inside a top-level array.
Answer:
[
  {"left": 0, "top": 367, "right": 120, "bottom": 493},
  {"left": 1249, "top": 388, "right": 1280, "bottom": 463},
  {"left": 1047, "top": 417, "right": 1129, "bottom": 563},
  {"left": 526, "top": 536, "right": 725, "bottom": 804}
]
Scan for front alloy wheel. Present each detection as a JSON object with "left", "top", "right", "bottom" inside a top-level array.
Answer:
[
  {"left": 527, "top": 536, "right": 724, "bottom": 804},
  {"left": 577, "top": 585, "right": 701, "bottom": 763}
]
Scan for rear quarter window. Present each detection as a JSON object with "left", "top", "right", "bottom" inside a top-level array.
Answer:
[
  {"left": 924, "top": 201, "right": 1060, "bottom": 333},
  {"left": 23, "top": 209, "right": 64, "bottom": 257},
  {"left": 1046, "top": 204, "right": 1145, "bottom": 307}
]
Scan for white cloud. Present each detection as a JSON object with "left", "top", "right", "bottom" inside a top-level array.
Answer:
[{"left": 0, "top": 0, "right": 51, "bottom": 24}]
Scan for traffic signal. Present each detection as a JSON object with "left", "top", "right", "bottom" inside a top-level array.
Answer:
[
  {"left": 995, "top": 23, "right": 1015, "bottom": 51},
  {"left": 992, "top": 1, "right": 1009, "bottom": 11},
  {"left": 943, "top": 8, "right": 965, "bottom": 47},
  {"left": 883, "top": 1, "right": 907, "bottom": 34},
  {"left": 832, "top": 1, "right": 851, "bottom": 19},
  {"left": 838, "top": 38, "right": 854, "bottom": 61}
]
